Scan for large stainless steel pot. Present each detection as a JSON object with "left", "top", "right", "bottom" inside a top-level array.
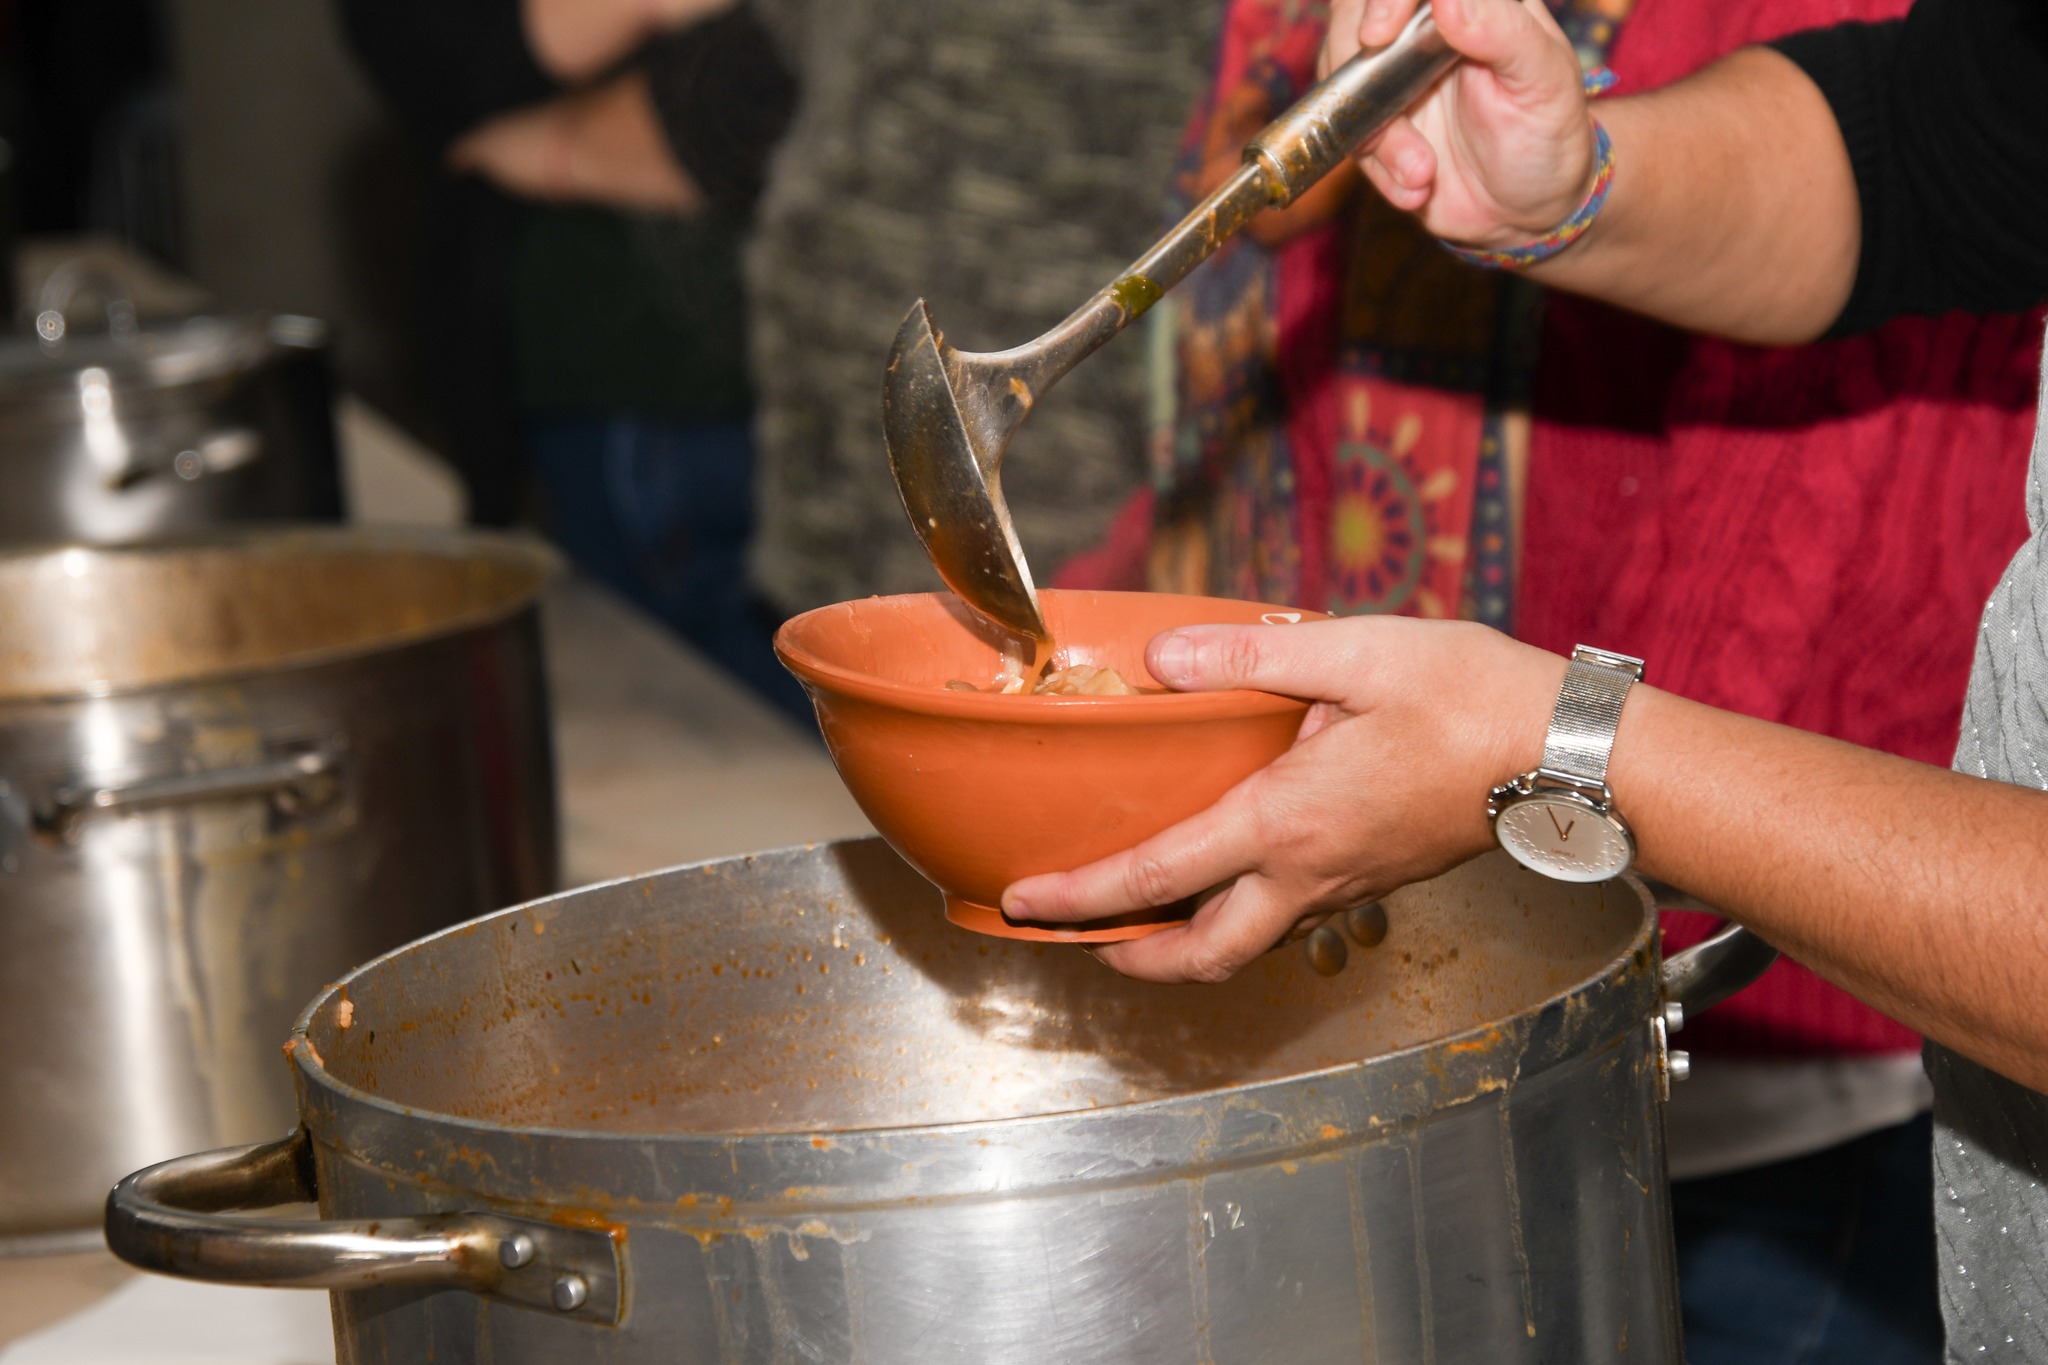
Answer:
[
  {"left": 1, "top": 527, "right": 558, "bottom": 1237},
  {"left": 0, "top": 264, "right": 343, "bottom": 544},
  {"left": 108, "top": 839, "right": 1772, "bottom": 1362}
]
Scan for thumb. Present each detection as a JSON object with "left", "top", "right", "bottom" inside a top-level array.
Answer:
[
  {"left": 1432, "top": 0, "right": 1571, "bottom": 98},
  {"left": 1146, "top": 622, "right": 1357, "bottom": 702}
]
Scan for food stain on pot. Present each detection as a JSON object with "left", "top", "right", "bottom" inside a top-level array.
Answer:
[{"left": 550, "top": 1205, "right": 630, "bottom": 1245}]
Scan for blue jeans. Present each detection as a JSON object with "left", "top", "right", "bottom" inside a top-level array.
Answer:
[
  {"left": 527, "top": 415, "right": 813, "bottom": 725},
  {"left": 1672, "top": 1113, "right": 1942, "bottom": 1364}
]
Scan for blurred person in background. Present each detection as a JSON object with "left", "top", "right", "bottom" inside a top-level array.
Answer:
[
  {"left": 341, "top": 0, "right": 808, "bottom": 719},
  {"left": 738, "top": 0, "right": 1225, "bottom": 619},
  {"left": 1053, "top": 0, "right": 2043, "bottom": 1358}
]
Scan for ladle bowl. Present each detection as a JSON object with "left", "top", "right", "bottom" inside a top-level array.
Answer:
[{"left": 774, "top": 590, "right": 1317, "bottom": 940}]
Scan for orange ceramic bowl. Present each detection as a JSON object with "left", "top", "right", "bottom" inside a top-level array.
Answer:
[{"left": 773, "top": 590, "right": 1317, "bottom": 942}]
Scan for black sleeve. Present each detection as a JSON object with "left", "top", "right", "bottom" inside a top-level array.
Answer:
[
  {"left": 639, "top": 6, "right": 799, "bottom": 214},
  {"left": 1769, "top": 0, "right": 2048, "bottom": 335},
  {"left": 337, "top": 0, "right": 556, "bottom": 153}
]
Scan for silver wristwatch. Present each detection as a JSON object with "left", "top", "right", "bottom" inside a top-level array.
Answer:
[{"left": 1489, "top": 645, "right": 1644, "bottom": 883}]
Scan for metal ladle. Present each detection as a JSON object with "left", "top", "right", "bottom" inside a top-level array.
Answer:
[{"left": 884, "top": 5, "right": 1458, "bottom": 642}]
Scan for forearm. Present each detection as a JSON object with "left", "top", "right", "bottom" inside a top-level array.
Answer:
[
  {"left": 1528, "top": 48, "right": 1860, "bottom": 345},
  {"left": 1007, "top": 618, "right": 2048, "bottom": 1093},
  {"left": 522, "top": 0, "right": 733, "bottom": 82},
  {"left": 1613, "top": 686, "right": 2048, "bottom": 1088},
  {"left": 449, "top": 72, "right": 703, "bottom": 214},
  {"left": 559, "top": 72, "right": 702, "bottom": 211}
]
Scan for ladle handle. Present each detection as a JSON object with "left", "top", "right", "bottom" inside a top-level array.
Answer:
[
  {"left": 105, "top": 1128, "right": 624, "bottom": 1325},
  {"left": 1245, "top": 4, "right": 1458, "bottom": 207},
  {"left": 1020, "top": 6, "right": 1460, "bottom": 395},
  {"left": 1127, "top": 4, "right": 1458, "bottom": 302}
]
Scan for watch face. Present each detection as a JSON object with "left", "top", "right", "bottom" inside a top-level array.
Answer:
[{"left": 1495, "top": 793, "right": 1633, "bottom": 883}]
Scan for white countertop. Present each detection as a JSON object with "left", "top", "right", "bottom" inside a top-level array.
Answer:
[{"left": 544, "top": 576, "right": 871, "bottom": 886}]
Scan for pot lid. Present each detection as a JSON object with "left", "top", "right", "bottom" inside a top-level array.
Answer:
[{"left": 0, "top": 314, "right": 326, "bottom": 398}]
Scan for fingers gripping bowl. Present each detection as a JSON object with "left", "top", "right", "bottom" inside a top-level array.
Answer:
[{"left": 773, "top": 590, "right": 1319, "bottom": 941}]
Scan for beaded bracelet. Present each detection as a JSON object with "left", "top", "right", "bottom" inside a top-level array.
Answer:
[{"left": 1440, "top": 65, "right": 1619, "bottom": 271}]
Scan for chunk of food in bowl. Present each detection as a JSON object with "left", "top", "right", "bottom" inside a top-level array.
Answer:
[
  {"left": 944, "top": 663, "right": 1141, "bottom": 696},
  {"left": 1033, "top": 664, "right": 1138, "bottom": 695}
]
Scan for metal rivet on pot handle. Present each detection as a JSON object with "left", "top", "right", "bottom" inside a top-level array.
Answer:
[
  {"left": 1306, "top": 925, "right": 1348, "bottom": 976},
  {"left": 104, "top": 1129, "right": 624, "bottom": 1325},
  {"left": 1649, "top": 883, "right": 1778, "bottom": 1097},
  {"left": 1345, "top": 901, "right": 1389, "bottom": 948},
  {"left": 552, "top": 1274, "right": 589, "bottom": 1312}
]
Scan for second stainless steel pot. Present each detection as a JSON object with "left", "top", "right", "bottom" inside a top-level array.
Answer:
[
  {"left": 109, "top": 840, "right": 1773, "bottom": 1362},
  {"left": 0, "top": 527, "right": 558, "bottom": 1236}
]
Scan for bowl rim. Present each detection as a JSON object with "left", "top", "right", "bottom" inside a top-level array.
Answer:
[{"left": 773, "top": 590, "right": 1320, "bottom": 723}]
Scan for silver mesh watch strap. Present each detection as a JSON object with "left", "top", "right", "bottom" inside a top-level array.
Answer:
[{"left": 1539, "top": 645, "right": 1644, "bottom": 787}]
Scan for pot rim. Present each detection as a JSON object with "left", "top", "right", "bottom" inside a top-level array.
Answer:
[
  {"left": 286, "top": 841, "right": 1660, "bottom": 1204},
  {"left": 774, "top": 590, "right": 1318, "bottom": 724},
  {"left": 0, "top": 524, "right": 562, "bottom": 705}
]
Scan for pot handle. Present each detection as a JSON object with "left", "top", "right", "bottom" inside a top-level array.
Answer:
[
  {"left": 34, "top": 260, "right": 138, "bottom": 347},
  {"left": 105, "top": 1129, "right": 624, "bottom": 1325},
  {"left": 36, "top": 744, "right": 343, "bottom": 843},
  {"left": 109, "top": 427, "right": 265, "bottom": 491},
  {"left": 1651, "top": 876, "right": 1779, "bottom": 1021}
]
